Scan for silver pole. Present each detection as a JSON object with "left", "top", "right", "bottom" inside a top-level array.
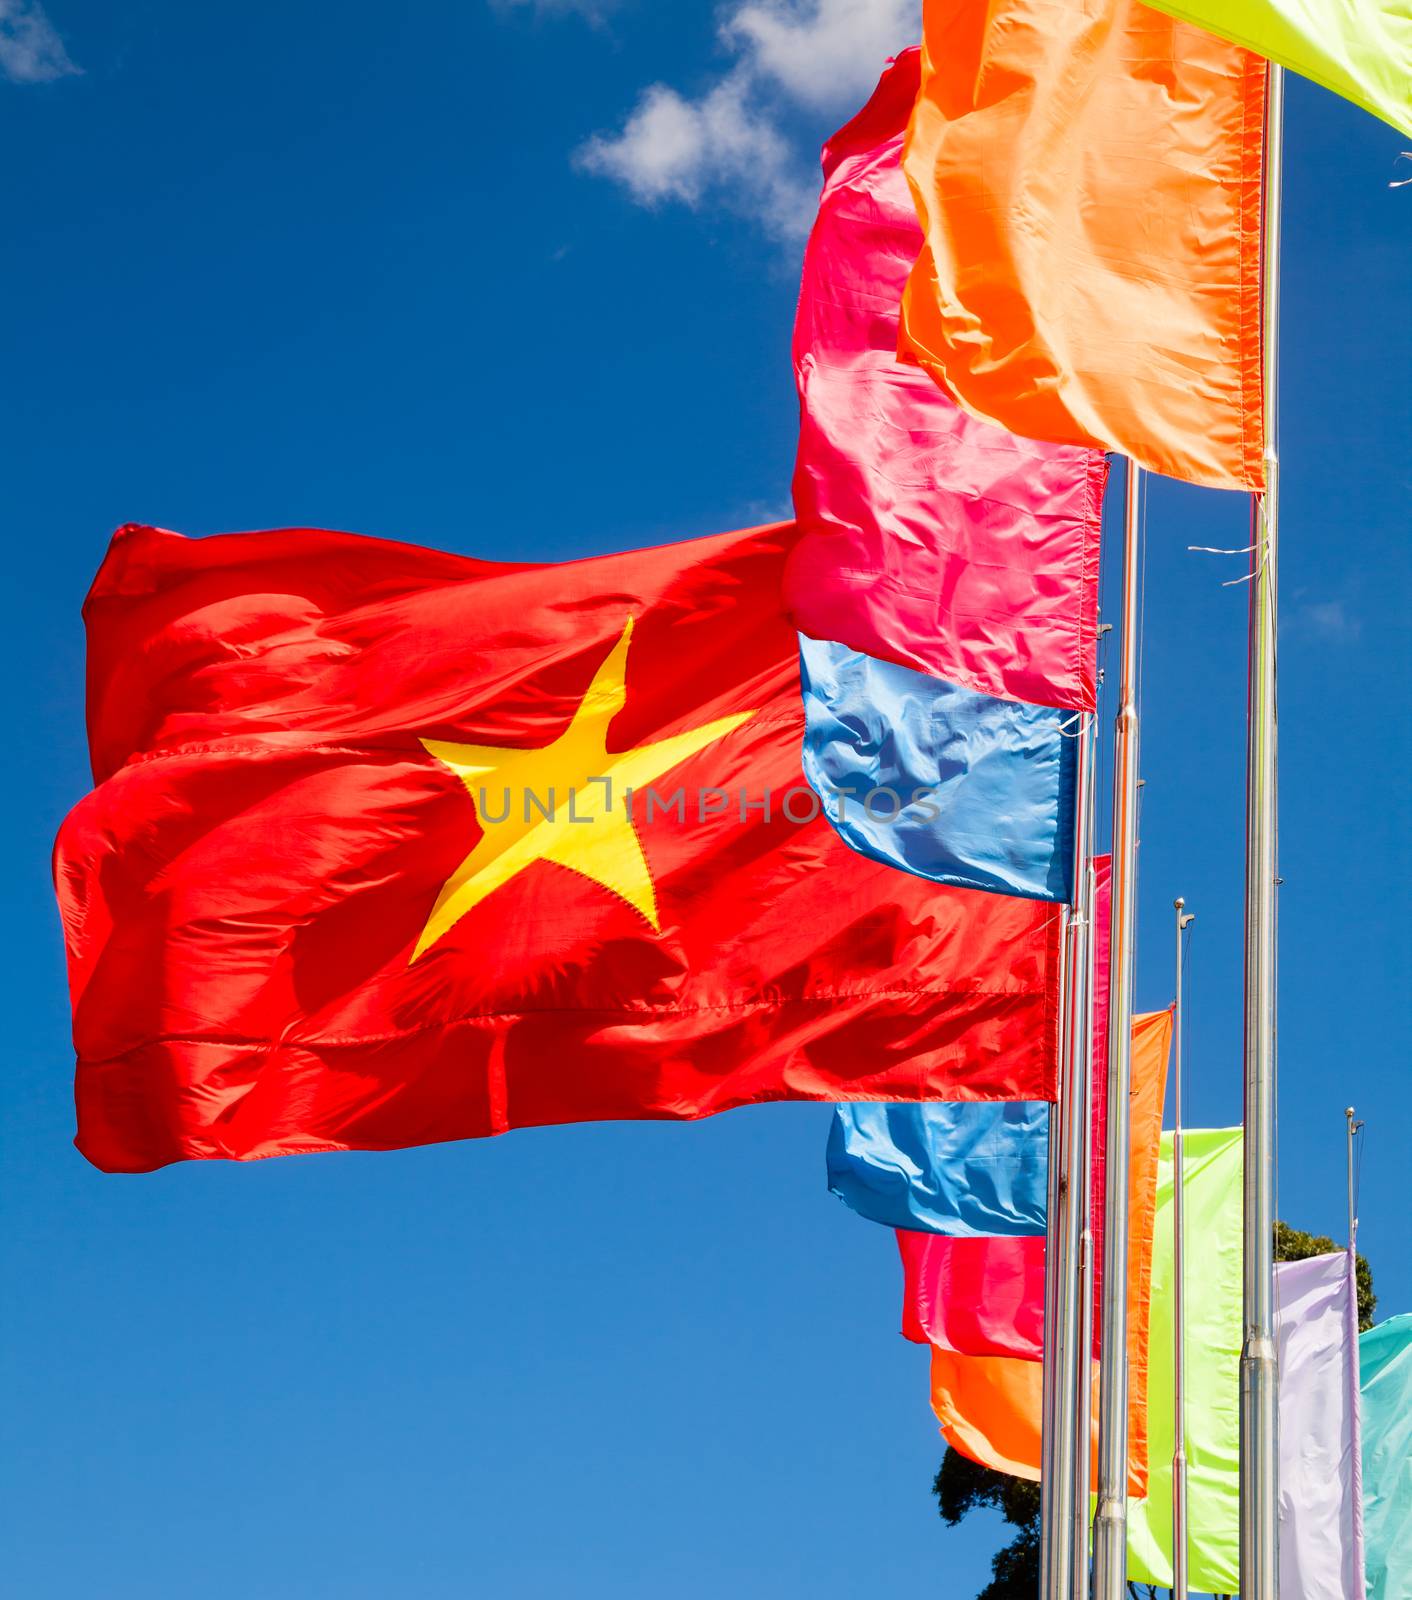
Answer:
[
  {"left": 1041, "top": 712, "right": 1096, "bottom": 1600},
  {"left": 1241, "top": 61, "right": 1284, "bottom": 1600},
  {"left": 1343, "top": 1105, "right": 1367, "bottom": 1594},
  {"left": 1070, "top": 836, "right": 1098, "bottom": 1599},
  {"left": 1173, "top": 898, "right": 1195, "bottom": 1600},
  {"left": 1040, "top": 910, "right": 1075, "bottom": 1600},
  {"left": 1092, "top": 458, "right": 1143, "bottom": 1600}
]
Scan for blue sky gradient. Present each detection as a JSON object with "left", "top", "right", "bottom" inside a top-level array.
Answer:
[{"left": 2, "top": 4, "right": 1408, "bottom": 1595}]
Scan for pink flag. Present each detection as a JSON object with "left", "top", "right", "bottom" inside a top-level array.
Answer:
[
  {"left": 783, "top": 48, "right": 1107, "bottom": 713},
  {"left": 899, "top": 1229, "right": 1043, "bottom": 1358}
]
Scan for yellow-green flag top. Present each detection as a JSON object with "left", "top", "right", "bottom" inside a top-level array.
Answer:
[
  {"left": 1126, "top": 1128, "right": 1243, "bottom": 1594},
  {"left": 1140, "top": 0, "right": 1412, "bottom": 136}
]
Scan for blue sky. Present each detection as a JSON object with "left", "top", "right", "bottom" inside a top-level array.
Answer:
[{"left": 2, "top": 3, "right": 1408, "bottom": 1596}]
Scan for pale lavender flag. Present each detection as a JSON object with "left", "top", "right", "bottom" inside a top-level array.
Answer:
[{"left": 1277, "top": 1251, "right": 1367, "bottom": 1600}]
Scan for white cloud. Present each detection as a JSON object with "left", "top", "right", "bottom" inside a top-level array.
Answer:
[
  {"left": 576, "top": 69, "right": 816, "bottom": 241},
  {"left": 1289, "top": 597, "right": 1361, "bottom": 642},
  {"left": 726, "top": 0, "right": 917, "bottom": 109},
  {"left": 0, "top": 0, "right": 79, "bottom": 84},
  {"left": 575, "top": 0, "right": 918, "bottom": 241}
]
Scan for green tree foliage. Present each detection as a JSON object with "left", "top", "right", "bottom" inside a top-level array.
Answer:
[
  {"left": 933, "top": 1450, "right": 1039, "bottom": 1600},
  {"left": 1274, "top": 1221, "right": 1376, "bottom": 1330},
  {"left": 932, "top": 1220, "right": 1376, "bottom": 1596}
]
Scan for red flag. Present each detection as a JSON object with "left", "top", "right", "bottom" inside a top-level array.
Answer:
[{"left": 55, "top": 521, "right": 1062, "bottom": 1172}]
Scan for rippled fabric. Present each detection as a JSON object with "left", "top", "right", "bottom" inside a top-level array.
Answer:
[
  {"left": 928, "top": 1347, "right": 1056, "bottom": 1483},
  {"left": 1141, "top": 0, "right": 1411, "bottom": 137},
  {"left": 901, "top": 2, "right": 1267, "bottom": 492},
  {"left": 901, "top": 1231, "right": 1046, "bottom": 1358},
  {"left": 1111, "top": 1007, "right": 1175, "bottom": 1481},
  {"left": 1126, "top": 1129, "right": 1244, "bottom": 1592},
  {"left": 827, "top": 857, "right": 1110, "bottom": 1239},
  {"left": 784, "top": 48, "right": 1105, "bottom": 714},
  {"left": 926, "top": 1134, "right": 1230, "bottom": 1500},
  {"left": 1360, "top": 1315, "right": 1412, "bottom": 1600},
  {"left": 914, "top": 1008, "right": 1170, "bottom": 1496},
  {"left": 800, "top": 635, "right": 1076, "bottom": 902},
  {"left": 828, "top": 1100, "right": 1047, "bottom": 1238},
  {"left": 900, "top": 1011, "right": 1169, "bottom": 1364},
  {"left": 1276, "top": 1252, "right": 1366, "bottom": 1600},
  {"left": 927, "top": 1351, "right": 1143, "bottom": 1494},
  {"left": 55, "top": 521, "right": 1065, "bottom": 1172}
]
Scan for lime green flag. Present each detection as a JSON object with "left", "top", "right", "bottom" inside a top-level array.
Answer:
[
  {"left": 1126, "top": 1128, "right": 1243, "bottom": 1592},
  {"left": 1140, "top": 0, "right": 1412, "bottom": 137}
]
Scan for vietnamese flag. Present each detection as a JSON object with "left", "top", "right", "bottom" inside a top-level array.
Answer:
[{"left": 55, "top": 520, "right": 1062, "bottom": 1172}]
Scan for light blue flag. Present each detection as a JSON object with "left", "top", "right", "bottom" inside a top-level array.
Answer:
[
  {"left": 799, "top": 635, "right": 1077, "bottom": 903},
  {"left": 1361, "top": 1313, "right": 1412, "bottom": 1600},
  {"left": 826, "top": 1101, "right": 1048, "bottom": 1237}
]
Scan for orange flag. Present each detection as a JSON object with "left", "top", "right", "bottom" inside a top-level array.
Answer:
[
  {"left": 1122, "top": 1005, "right": 1175, "bottom": 1479},
  {"left": 928, "top": 1008, "right": 1174, "bottom": 1493},
  {"left": 900, "top": 0, "right": 1267, "bottom": 492}
]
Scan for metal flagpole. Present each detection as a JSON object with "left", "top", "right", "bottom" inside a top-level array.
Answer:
[
  {"left": 1241, "top": 60, "right": 1284, "bottom": 1600},
  {"left": 1069, "top": 817, "right": 1099, "bottom": 1600},
  {"left": 1040, "top": 909, "right": 1075, "bottom": 1600},
  {"left": 1173, "top": 897, "right": 1195, "bottom": 1600},
  {"left": 1066, "top": 716, "right": 1098, "bottom": 1596},
  {"left": 1040, "top": 710, "right": 1096, "bottom": 1600},
  {"left": 1092, "top": 457, "right": 1143, "bottom": 1600},
  {"left": 1344, "top": 1104, "right": 1367, "bottom": 1593}
]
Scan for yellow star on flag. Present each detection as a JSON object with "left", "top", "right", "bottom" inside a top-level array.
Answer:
[{"left": 413, "top": 618, "right": 757, "bottom": 960}]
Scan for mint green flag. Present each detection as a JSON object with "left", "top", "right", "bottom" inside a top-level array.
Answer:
[
  {"left": 1126, "top": 1128, "right": 1243, "bottom": 1593},
  {"left": 1361, "top": 1314, "right": 1412, "bottom": 1600},
  {"left": 1139, "top": 0, "right": 1412, "bottom": 137}
]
